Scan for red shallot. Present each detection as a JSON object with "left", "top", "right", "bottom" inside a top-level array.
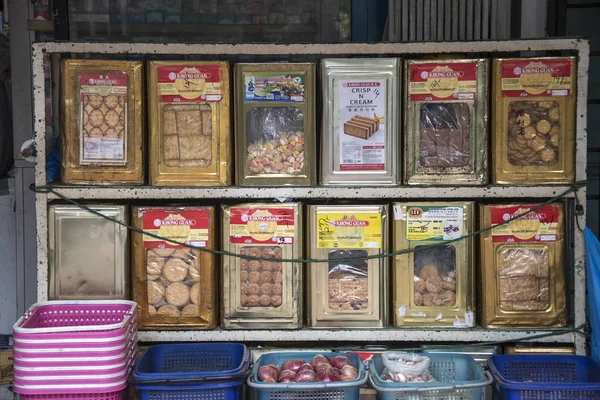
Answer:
[
  {"left": 278, "top": 370, "right": 296, "bottom": 383},
  {"left": 281, "top": 359, "right": 307, "bottom": 373},
  {"left": 258, "top": 364, "right": 280, "bottom": 382},
  {"left": 340, "top": 365, "right": 358, "bottom": 380},
  {"left": 316, "top": 368, "right": 340, "bottom": 382},
  {"left": 330, "top": 356, "right": 351, "bottom": 369},
  {"left": 294, "top": 369, "right": 317, "bottom": 382}
]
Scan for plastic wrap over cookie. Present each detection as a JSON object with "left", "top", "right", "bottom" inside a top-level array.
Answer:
[
  {"left": 413, "top": 245, "right": 457, "bottom": 307},
  {"left": 419, "top": 103, "right": 470, "bottom": 168},
  {"left": 246, "top": 107, "right": 305, "bottom": 175},
  {"left": 327, "top": 249, "right": 369, "bottom": 311},
  {"left": 145, "top": 248, "right": 202, "bottom": 318},
  {"left": 239, "top": 246, "right": 284, "bottom": 308}
]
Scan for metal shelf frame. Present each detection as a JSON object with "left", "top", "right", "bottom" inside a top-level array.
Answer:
[{"left": 31, "top": 38, "right": 589, "bottom": 353}]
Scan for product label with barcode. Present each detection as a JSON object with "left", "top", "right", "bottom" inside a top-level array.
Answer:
[
  {"left": 243, "top": 73, "right": 305, "bottom": 102},
  {"left": 337, "top": 78, "right": 386, "bottom": 171}
]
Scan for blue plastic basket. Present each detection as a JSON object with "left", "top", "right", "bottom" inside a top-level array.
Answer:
[
  {"left": 132, "top": 343, "right": 249, "bottom": 400},
  {"left": 490, "top": 355, "right": 600, "bottom": 399},
  {"left": 369, "top": 353, "right": 492, "bottom": 400},
  {"left": 247, "top": 351, "right": 368, "bottom": 400}
]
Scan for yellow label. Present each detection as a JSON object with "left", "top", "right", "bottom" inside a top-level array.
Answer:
[
  {"left": 317, "top": 213, "right": 382, "bottom": 249},
  {"left": 159, "top": 82, "right": 221, "bottom": 98}
]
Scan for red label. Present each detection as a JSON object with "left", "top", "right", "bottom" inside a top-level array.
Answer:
[
  {"left": 229, "top": 207, "right": 295, "bottom": 245},
  {"left": 80, "top": 73, "right": 128, "bottom": 88},
  {"left": 157, "top": 65, "right": 222, "bottom": 103},
  {"left": 490, "top": 204, "right": 561, "bottom": 243},
  {"left": 409, "top": 62, "right": 478, "bottom": 101},
  {"left": 340, "top": 164, "right": 385, "bottom": 171},
  {"left": 142, "top": 208, "right": 210, "bottom": 249},
  {"left": 501, "top": 58, "right": 572, "bottom": 98}
]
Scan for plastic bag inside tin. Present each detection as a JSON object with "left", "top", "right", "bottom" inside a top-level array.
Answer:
[
  {"left": 246, "top": 107, "right": 305, "bottom": 175},
  {"left": 240, "top": 246, "right": 283, "bottom": 308},
  {"left": 507, "top": 101, "right": 560, "bottom": 166},
  {"left": 413, "top": 245, "right": 456, "bottom": 307},
  {"left": 146, "top": 248, "right": 201, "bottom": 318},
  {"left": 328, "top": 249, "right": 369, "bottom": 311},
  {"left": 163, "top": 103, "right": 213, "bottom": 168},
  {"left": 497, "top": 247, "right": 549, "bottom": 311},
  {"left": 419, "top": 103, "right": 470, "bottom": 168}
]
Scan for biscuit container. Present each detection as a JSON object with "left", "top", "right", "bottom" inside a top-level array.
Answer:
[
  {"left": 61, "top": 60, "right": 144, "bottom": 185},
  {"left": 321, "top": 58, "right": 400, "bottom": 185},
  {"left": 307, "top": 205, "right": 388, "bottom": 328},
  {"left": 48, "top": 205, "right": 129, "bottom": 301},
  {"left": 148, "top": 61, "right": 232, "bottom": 186},
  {"left": 392, "top": 202, "right": 474, "bottom": 327},
  {"left": 131, "top": 206, "right": 217, "bottom": 330},
  {"left": 503, "top": 345, "right": 575, "bottom": 355},
  {"left": 492, "top": 57, "right": 576, "bottom": 184},
  {"left": 479, "top": 203, "right": 567, "bottom": 328},
  {"left": 221, "top": 203, "right": 302, "bottom": 329},
  {"left": 404, "top": 59, "right": 488, "bottom": 185},
  {"left": 235, "top": 63, "right": 316, "bottom": 186}
]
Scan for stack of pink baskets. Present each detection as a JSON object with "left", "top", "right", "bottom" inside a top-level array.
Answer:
[{"left": 12, "top": 300, "right": 138, "bottom": 400}]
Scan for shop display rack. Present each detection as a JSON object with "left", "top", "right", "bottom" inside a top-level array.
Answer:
[{"left": 31, "top": 39, "right": 589, "bottom": 353}]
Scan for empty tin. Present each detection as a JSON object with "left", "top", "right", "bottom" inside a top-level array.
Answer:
[
  {"left": 321, "top": 58, "right": 400, "bottom": 185},
  {"left": 48, "top": 205, "right": 129, "bottom": 300}
]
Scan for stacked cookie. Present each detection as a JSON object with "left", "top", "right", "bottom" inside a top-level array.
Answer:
[
  {"left": 163, "top": 104, "right": 213, "bottom": 168},
  {"left": 414, "top": 264, "right": 456, "bottom": 307},
  {"left": 240, "top": 246, "right": 283, "bottom": 308},
  {"left": 498, "top": 248, "right": 549, "bottom": 311},
  {"left": 146, "top": 248, "right": 201, "bottom": 317}
]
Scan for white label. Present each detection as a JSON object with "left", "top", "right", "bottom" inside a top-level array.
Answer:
[
  {"left": 552, "top": 89, "right": 568, "bottom": 96},
  {"left": 453, "top": 315, "right": 467, "bottom": 327},
  {"left": 410, "top": 312, "right": 427, "bottom": 318},
  {"left": 465, "top": 311, "right": 474, "bottom": 327},
  {"left": 406, "top": 206, "right": 464, "bottom": 242},
  {"left": 393, "top": 205, "right": 403, "bottom": 220},
  {"left": 434, "top": 313, "right": 443, "bottom": 321},
  {"left": 397, "top": 305, "right": 406, "bottom": 317},
  {"left": 82, "top": 137, "right": 126, "bottom": 163},
  {"left": 337, "top": 79, "right": 386, "bottom": 172}
]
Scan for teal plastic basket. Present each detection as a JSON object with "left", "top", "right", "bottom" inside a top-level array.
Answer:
[
  {"left": 247, "top": 351, "right": 368, "bottom": 400},
  {"left": 369, "top": 353, "right": 493, "bottom": 400}
]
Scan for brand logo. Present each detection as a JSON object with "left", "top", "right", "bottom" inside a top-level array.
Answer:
[
  {"left": 241, "top": 211, "right": 284, "bottom": 222},
  {"left": 329, "top": 215, "right": 369, "bottom": 227},
  {"left": 408, "top": 208, "right": 423, "bottom": 218},
  {"left": 155, "top": 217, "right": 196, "bottom": 226},
  {"left": 88, "top": 75, "right": 119, "bottom": 85},
  {"left": 424, "top": 66, "right": 464, "bottom": 79},
  {"left": 518, "top": 62, "right": 559, "bottom": 75}
]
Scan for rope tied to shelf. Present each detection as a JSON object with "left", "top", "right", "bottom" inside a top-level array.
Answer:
[{"left": 30, "top": 181, "right": 587, "bottom": 264}]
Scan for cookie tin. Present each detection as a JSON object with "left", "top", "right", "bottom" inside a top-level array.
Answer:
[
  {"left": 61, "top": 60, "right": 144, "bottom": 185},
  {"left": 479, "top": 203, "right": 567, "bottom": 328},
  {"left": 148, "top": 61, "right": 232, "bottom": 186},
  {"left": 321, "top": 58, "right": 400, "bottom": 185},
  {"left": 392, "top": 202, "right": 474, "bottom": 327},
  {"left": 131, "top": 206, "right": 217, "bottom": 330},
  {"left": 221, "top": 203, "right": 303, "bottom": 329},
  {"left": 48, "top": 205, "right": 129, "bottom": 300},
  {"left": 235, "top": 63, "right": 316, "bottom": 186},
  {"left": 492, "top": 57, "right": 576, "bottom": 184},
  {"left": 404, "top": 59, "right": 488, "bottom": 185},
  {"left": 503, "top": 345, "right": 575, "bottom": 354},
  {"left": 306, "top": 205, "right": 388, "bottom": 328}
]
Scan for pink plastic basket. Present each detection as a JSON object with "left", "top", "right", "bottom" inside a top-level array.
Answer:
[
  {"left": 13, "top": 316, "right": 137, "bottom": 349},
  {"left": 13, "top": 345, "right": 135, "bottom": 369},
  {"left": 18, "top": 389, "right": 127, "bottom": 400},
  {"left": 13, "top": 301, "right": 137, "bottom": 341},
  {"left": 13, "top": 379, "right": 128, "bottom": 396}
]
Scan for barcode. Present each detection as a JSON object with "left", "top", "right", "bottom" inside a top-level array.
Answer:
[{"left": 343, "top": 159, "right": 357, "bottom": 163}]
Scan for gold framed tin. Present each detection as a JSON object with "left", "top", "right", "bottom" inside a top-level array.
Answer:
[
  {"left": 221, "top": 203, "right": 302, "bottom": 329},
  {"left": 148, "top": 61, "right": 231, "bottom": 186},
  {"left": 504, "top": 345, "right": 575, "bottom": 355},
  {"left": 321, "top": 58, "right": 400, "bottom": 185},
  {"left": 48, "top": 205, "right": 129, "bottom": 300},
  {"left": 131, "top": 206, "right": 217, "bottom": 330},
  {"left": 307, "top": 205, "right": 389, "bottom": 328},
  {"left": 61, "top": 60, "right": 144, "bottom": 184},
  {"left": 404, "top": 59, "right": 488, "bottom": 185},
  {"left": 492, "top": 57, "right": 576, "bottom": 184},
  {"left": 392, "top": 202, "right": 474, "bottom": 327},
  {"left": 479, "top": 203, "right": 567, "bottom": 328},
  {"left": 234, "top": 64, "right": 316, "bottom": 186}
]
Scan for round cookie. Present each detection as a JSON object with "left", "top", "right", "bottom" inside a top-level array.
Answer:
[
  {"left": 272, "top": 248, "right": 283, "bottom": 259},
  {"left": 273, "top": 272, "right": 283, "bottom": 284},
  {"left": 261, "top": 261, "right": 273, "bottom": 271},
  {"left": 148, "top": 305, "right": 157, "bottom": 316},
  {"left": 440, "top": 290, "right": 456, "bottom": 306},
  {"left": 147, "top": 273, "right": 160, "bottom": 281},
  {"left": 271, "top": 262, "right": 282, "bottom": 272},
  {"left": 273, "top": 283, "right": 282, "bottom": 295},
  {"left": 241, "top": 282, "right": 250, "bottom": 296},
  {"left": 104, "top": 95, "right": 119, "bottom": 109},
  {"left": 536, "top": 120, "right": 552, "bottom": 135},
  {"left": 247, "top": 295, "right": 260, "bottom": 306},
  {"left": 248, "top": 283, "right": 260, "bottom": 295},
  {"left": 105, "top": 109, "right": 120, "bottom": 128},
  {"left": 414, "top": 280, "right": 426, "bottom": 294},
  {"left": 271, "top": 295, "right": 282, "bottom": 307},
  {"left": 260, "top": 283, "right": 273, "bottom": 295},
  {"left": 157, "top": 305, "right": 180, "bottom": 317},
  {"left": 540, "top": 147, "right": 557, "bottom": 163},
  {"left": 425, "top": 276, "right": 443, "bottom": 294},
  {"left": 259, "top": 294, "right": 271, "bottom": 307},
  {"left": 146, "top": 257, "right": 165, "bottom": 275},
  {"left": 240, "top": 270, "right": 249, "bottom": 282},
  {"left": 419, "top": 265, "right": 439, "bottom": 281},
  {"left": 88, "top": 94, "right": 103, "bottom": 108},
  {"left": 188, "top": 266, "right": 200, "bottom": 281},
  {"left": 89, "top": 109, "right": 104, "bottom": 128},
  {"left": 148, "top": 281, "right": 165, "bottom": 305},
  {"left": 529, "top": 136, "right": 547, "bottom": 152},
  {"left": 522, "top": 126, "right": 537, "bottom": 140},
  {"left": 516, "top": 113, "right": 532, "bottom": 127},
  {"left": 248, "top": 271, "right": 261, "bottom": 283},
  {"left": 190, "top": 282, "right": 200, "bottom": 305},
  {"left": 414, "top": 292, "right": 424, "bottom": 306},
  {"left": 165, "top": 282, "right": 190, "bottom": 307},
  {"left": 249, "top": 261, "right": 261, "bottom": 271},
  {"left": 538, "top": 101, "right": 555, "bottom": 109},
  {"left": 240, "top": 259, "right": 249, "bottom": 271},
  {"left": 548, "top": 107, "right": 560, "bottom": 122},
  {"left": 181, "top": 304, "right": 200, "bottom": 317},
  {"left": 152, "top": 248, "right": 175, "bottom": 257},
  {"left": 550, "top": 132, "right": 559, "bottom": 147},
  {"left": 172, "top": 249, "right": 193, "bottom": 259},
  {"left": 163, "top": 259, "right": 189, "bottom": 282},
  {"left": 240, "top": 295, "right": 249, "bottom": 306},
  {"left": 260, "top": 271, "right": 273, "bottom": 283}
]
